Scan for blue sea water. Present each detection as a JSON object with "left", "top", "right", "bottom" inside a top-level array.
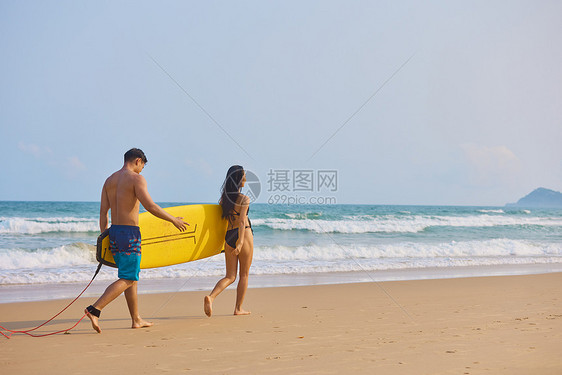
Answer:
[{"left": 1, "top": 201, "right": 561, "bottom": 301}]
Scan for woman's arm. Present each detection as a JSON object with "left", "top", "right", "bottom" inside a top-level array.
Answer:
[{"left": 233, "top": 195, "right": 250, "bottom": 255}]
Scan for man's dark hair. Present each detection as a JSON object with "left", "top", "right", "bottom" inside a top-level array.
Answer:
[{"left": 124, "top": 148, "right": 148, "bottom": 164}]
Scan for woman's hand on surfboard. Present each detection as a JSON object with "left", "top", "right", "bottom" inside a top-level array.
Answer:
[{"left": 172, "top": 217, "right": 189, "bottom": 231}]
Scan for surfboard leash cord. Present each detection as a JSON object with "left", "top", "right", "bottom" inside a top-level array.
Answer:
[{"left": 0, "top": 262, "right": 103, "bottom": 339}]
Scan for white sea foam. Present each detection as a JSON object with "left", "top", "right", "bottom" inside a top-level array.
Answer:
[
  {"left": 478, "top": 209, "right": 505, "bottom": 213},
  {"left": 253, "top": 215, "right": 562, "bottom": 233},
  {"left": 1, "top": 239, "right": 559, "bottom": 285},
  {"left": 251, "top": 239, "right": 561, "bottom": 261},
  {"left": 285, "top": 212, "right": 323, "bottom": 219},
  {"left": 0, "top": 217, "right": 98, "bottom": 234},
  {"left": 0, "top": 243, "right": 96, "bottom": 270}
]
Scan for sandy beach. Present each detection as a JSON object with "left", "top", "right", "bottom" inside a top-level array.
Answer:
[{"left": 1, "top": 272, "right": 561, "bottom": 374}]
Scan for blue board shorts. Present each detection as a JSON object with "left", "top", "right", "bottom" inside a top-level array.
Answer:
[{"left": 109, "top": 225, "right": 142, "bottom": 281}]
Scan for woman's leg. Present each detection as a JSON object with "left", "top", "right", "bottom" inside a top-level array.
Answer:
[
  {"left": 235, "top": 230, "right": 254, "bottom": 315},
  {"left": 205, "top": 245, "right": 238, "bottom": 317}
]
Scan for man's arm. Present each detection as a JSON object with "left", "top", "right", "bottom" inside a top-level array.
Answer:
[
  {"left": 134, "top": 175, "right": 188, "bottom": 231},
  {"left": 99, "top": 182, "right": 110, "bottom": 232}
]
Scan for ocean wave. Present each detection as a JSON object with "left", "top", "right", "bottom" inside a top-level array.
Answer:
[
  {"left": 478, "top": 209, "right": 505, "bottom": 214},
  {"left": 1, "top": 239, "right": 560, "bottom": 285},
  {"left": 2, "top": 254, "right": 561, "bottom": 285},
  {"left": 251, "top": 239, "right": 561, "bottom": 261},
  {"left": 0, "top": 243, "right": 96, "bottom": 270},
  {"left": 0, "top": 267, "right": 106, "bottom": 285},
  {"left": 252, "top": 215, "right": 562, "bottom": 233},
  {"left": 284, "top": 212, "right": 323, "bottom": 219},
  {"left": 246, "top": 256, "right": 562, "bottom": 276},
  {"left": 0, "top": 217, "right": 98, "bottom": 234}
]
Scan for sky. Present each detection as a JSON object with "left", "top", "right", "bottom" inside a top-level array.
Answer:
[{"left": 1, "top": 0, "right": 561, "bottom": 205}]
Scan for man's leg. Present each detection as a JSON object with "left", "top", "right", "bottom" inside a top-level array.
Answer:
[
  {"left": 124, "top": 280, "right": 153, "bottom": 328},
  {"left": 85, "top": 278, "right": 135, "bottom": 333}
]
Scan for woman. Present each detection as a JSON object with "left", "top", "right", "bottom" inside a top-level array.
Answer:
[{"left": 204, "top": 165, "right": 254, "bottom": 316}]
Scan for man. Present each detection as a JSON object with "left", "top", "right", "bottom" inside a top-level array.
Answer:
[{"left": 85, "top": 148, "right": 188, "bottom": 333}]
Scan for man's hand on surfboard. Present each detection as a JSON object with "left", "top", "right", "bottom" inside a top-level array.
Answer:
[{"left": 172, "top": 217, "right": 189, "bottom": 231}]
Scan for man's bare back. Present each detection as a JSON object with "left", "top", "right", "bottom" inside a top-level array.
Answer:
[
  {"left": 103, "top": 169, "right": 143, "bottom": 226},
  {"left": 99, "top": 157, "right": 187, "bottom": 233}
]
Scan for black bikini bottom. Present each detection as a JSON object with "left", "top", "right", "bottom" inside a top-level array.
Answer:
[{"left": 225, "top": 226, "right": 252, "bottom": 248}]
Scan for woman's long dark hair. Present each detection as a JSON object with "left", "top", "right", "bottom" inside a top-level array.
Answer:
[{"left": 219, "top": 165, "right": 245, "bottom": 220}]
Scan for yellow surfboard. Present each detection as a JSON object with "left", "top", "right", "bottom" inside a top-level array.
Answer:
[{"left": 96, "top": 204, "right": 227, "bottom": 269}]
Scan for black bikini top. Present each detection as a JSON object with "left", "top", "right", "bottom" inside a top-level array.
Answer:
[
  {"left": 229, "top": 206, "right": 251, "bottom": 228},
  {"left": 231, "top": 206, "right": 249, "bottom": 217}
]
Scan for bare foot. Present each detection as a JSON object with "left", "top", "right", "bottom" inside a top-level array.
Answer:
[
  {"left": 234, "top": 309, "right": 251, "bottom": 316},
  {"left": 204, "top": 295, "right": 213, "bottom": 317},
  {"left": 132, "top": 319, "right": 154, "bottom": 329},
  {"left": 84, "top": 308, "right": 101, "bottom": 333}
]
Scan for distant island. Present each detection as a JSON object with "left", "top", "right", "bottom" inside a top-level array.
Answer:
[{"left": 506, "top": 187, "right": 562, "bottom": 208}]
